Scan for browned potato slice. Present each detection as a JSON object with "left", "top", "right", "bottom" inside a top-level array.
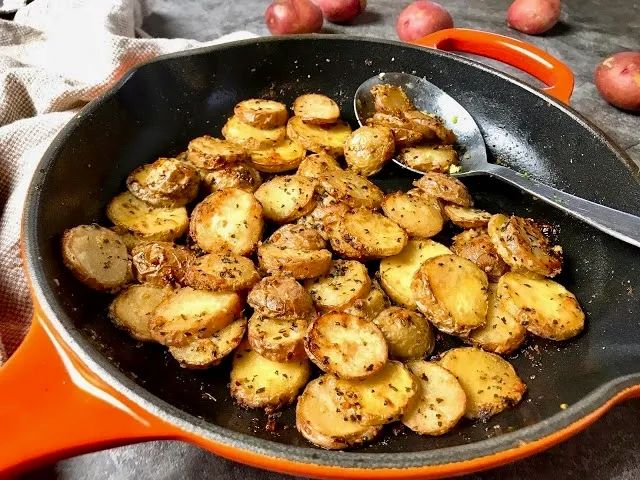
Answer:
[
  {"left": 297, "top": 153, "right": 342, "bottom": 179},
  {"left": 190, "top": 188, "right": 263, "bottom": 256},
  {"left": 169, "top": 317, "right": 247, "bottom": 369},
  {"left": 370, "top": 84, "right": 414, "bottom": 115},
  {"left": 258, "top": 244, "right": 332, "bottom": 279},
  {"left": 149, "top": 287, "right": 242, "bottom": 346},
  {"left": 413, "top": 172, "right": 473, "bottom": 207},
  {"left": 317, "top": 170, "right": 383, "bottom": 209},
  {"left": 373, "top": 307, "right": 435, "bottom": 361},
  {"left": 111, "top": 225, "right": 146, "bottom": 252},
  {"left": 267, "top": 224, "right": 326, "bottom": 251},
  {"left": 234, "top": 99, "right": 288, "bottom": 129},
  {"left": 62, "top": 225, "right": 131, "bottom": 291},
  {"left": 304, "top": 313, "right": 388, "bottom": 379},
  {"left": 247, "top": 313, "right": 308, "bottom": 362},
  {"left": 231, "top": 341, "right": 311, "bottom": 412},
  {"left": 107, "top": 192, "right": 189, "bottom": 241},
  {"left": 397, "top": 145, "right": 458, "bottom": 173},
  {"left": 412, "top": 254, "right": 489, "bottom": 335},
  {"left": 109, "top": 284, "right": 172, "bottom": 341},
  {"left": 301, "top": 195, "right": 351, "bottom": 239},
  {"left": 248, "top": 276, "right": 315, "bottom": 319},
  {"left": 254, "top": 175, "right": 317, "bottom": 223},
  {"left": 296, "top": 376, "right": 382, "bottom": 449},
  {"left": 402, "top": 361, "right": 466, "bottom": 435},
  {"left": 343, "top": 280, "right": 389, "bottom": 320},
  {"left": 488, "top": 214, "right": 562, "bottom": 277},
  {"left": 187, "top": 135, "right": 248, "bottom": 170},
  {"left": 292, "top": 94, "right": 340, "bottom": 125},
  {"left": 451, "top": 229, "right": 509, "bottom": 281},
  {"left": 466, "top": 283, "right": 526, "bottom": 354},
  {"left": 382, "top": 191, "right": 444, "bottom": 238},
  {"left": 444, "top": 204, "right": 491, "bottom": 228},
  {"left": 439, "top": 347, "right": 527, "bottom": 420},
  {"left": 331, "top": 209, "right": 407, "bottom": 260},
  {"left": 365, "top": 112, "right": 423, "bottom": 148},
  {"left": 379, "top": 239, "right": 452, "bottom": 309},
  {"left": 222, "top": 115, "right": 286, "bottom": 150},
  {"left": 127, "top": 157, "right": 199, "bottom": 207},
  {"left": 131, "top": 242, "right": 193, "bottom": 286},
  {"left": 199, "top": 163, "right": 262, "bottom": 193},
  {"left": 344, "top": 126, "right": 395, "bottom": 177},
  {"left": 184, "top": 253, "right": 260, "bottom": 292},
  {"left": 328, "top": 361, "right": 418, "bottom": 425},
  {"left": 500, "top": 272, "right": 584, "bottom": 341},
  {"left": 286, "top": 116, "right": 352, "bottom": 156},
  {"left": 306, "top": 259, "right": 371, "bottom": 311},
  {"left": 402, "top": 110, "right": 457, "bottom": 144},
  {"left": 250, "top": 138, "right": 306, "bottom": 173}
]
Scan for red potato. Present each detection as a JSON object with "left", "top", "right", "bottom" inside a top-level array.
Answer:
[
  {"left": 594, "top": 52, "right": 640, "bottom": 112},
  {"left": 507, "top": 0, "right": 560, "bottom": 35},
  {"left": 265, "top": 0, "right": 324, "bottom": 35},
  {"left": 396, "top": 1, "right": 453, "bottom": 42},
  {"left": 312, "top": 0, "right": 366, "bottom": 23}
]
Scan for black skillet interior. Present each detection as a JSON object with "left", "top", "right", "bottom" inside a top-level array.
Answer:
[{"left": 26, "top": 37, "right": 640, "bottom": 458}]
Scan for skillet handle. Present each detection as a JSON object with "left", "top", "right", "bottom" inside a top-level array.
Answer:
[
  {"left": 412, "top": 28, "right": 574, "bottom": 104},
  {"left": 0, "top": 308, "right": 180, "bottom": 476}
]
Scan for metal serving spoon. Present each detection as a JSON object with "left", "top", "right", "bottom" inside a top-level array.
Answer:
[{"left": 354, "top": 72, "right": 640, "bottom": 248}]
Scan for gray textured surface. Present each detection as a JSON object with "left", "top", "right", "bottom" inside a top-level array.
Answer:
[{"left": 26, "top": 0, "right": 640, "bottom": 479}]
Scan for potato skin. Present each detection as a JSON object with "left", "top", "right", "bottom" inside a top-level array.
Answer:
[
  {"left": 594, "top": 52, "right": 640, "bottom": 112},
  {"left": 234, "top": 99, "right": 289, "bottom": 128},
  {"left": 127, "top": 157, "right": 199, "bottom": 207},
  {"left": 258, "top": 244, "right": 332, "bottom": 279},
  {"left": 267, "top": 224, "right": 327, "bottom": 251},
  {"left": 402, "top": 110, "right": 457, "bottom": 144},
  {"left": 344, "top": 126, "right": 395, "bottom": 177},
  {"left": 199, "top": 163, "right": 262, "bottom": 194},
  {"left": 247, "top": 276, "right": 316, "bottom": 319},
  {"left": 451, "top": 229, "right": 509, "bottom": 281},
  {"left": 413, "top": 172, "right": 473, "bottom": 207},
  {"left": 507, "top": 0, "right": 560, "bottom": 35},
  {"left": 373, "top": 307, "right": 435, "bottom": 361},
  {"left": 131, "top": 242, "right": 194, "bottom": 287},
  {"left": 365, "top": 112, "right": 424, "bottom": 148}
]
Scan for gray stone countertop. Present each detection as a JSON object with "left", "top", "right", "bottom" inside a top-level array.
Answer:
[{"left": 25, "top": 0, "right": 640, "bottom": 479}]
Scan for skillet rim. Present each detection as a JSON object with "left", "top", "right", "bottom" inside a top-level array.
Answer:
[{"left": 22, "top": 34, "right": 640, "bottom": 469}]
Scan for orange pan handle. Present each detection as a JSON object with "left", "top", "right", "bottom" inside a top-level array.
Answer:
[
  {"left": 412, "top": 28, "right": 575, "bottom": 104},
  {"left": 0, "top": 307, "right": 182, "bottom": 476}
]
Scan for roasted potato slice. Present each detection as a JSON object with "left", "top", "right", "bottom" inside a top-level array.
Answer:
[
  {"left": 413, "top": 172, "right": 473, "bottom": 207},
  {"left": 382, "top": 191, "right": 444, "bottom": 238},
  {"left": 248, "top": 313, "right": 309, "bottom": 362},
  {"left": 254, "top": 175, "right": 316, "bottom": 223},
  {"left": 131, "top": 241, "right": 194, "bottom": 286},
  {"left": 111, "top": 225, "right": 146, "bottom": 252},
  {"left": 286, "top": 116, "right": 352, "bottom": 156},
  {"left": 306, "top": 259, "right": 371, "bottom": 312},
  {"left": 412, "top": 254, "right": 489, "bottom": 335},
  {"left": 62, "top": 225, "right": 131, "bottom": 291},
  {"left": 331, "top": 209, "right": 407, "bottom": 260},
  {"left": 304, "top": 312, "right": 388, "bottom": 379},
  {"left": 397, "top": 145, "right": 458, "bottom": 173},
  {"left": 149, "top": 287, "right": 242, "bottom": 346},
  {"left": 293, "top": 93, "right": 340, "bottom": 125},
  {"left": 402, "top": 110, "right": 457, "bottom": 144},
  {"left": 184, "top": 253, "right": 260, "bottom": 292},
  {"left": 343, "top": 281, "right": 389, "bottom": 320},
  {"left": 373, "top": 307, "right": 435, "bottom": 361},
  {"left": 343, "top": 126, "right": 395, "bottom": 177},
  {"left": 267, "top": 224, "right": 326, "bottom": 251},
  {"left": 249, "top": 138, "right": 306, "bottom": 173},
  {"left": 248, "top": 276, "right": 316, "bottom": 319},
  {"left": 222, "top": 115, "right": 286, "bottom": 150},
  {"left": 186, "top": 136, "right": 248, "bottom": 170},
  {"left": 328, "top": 361, "right": 418, "bottom": 425},
  {"left": 127, "top": 157, "right": 199, "bottom": 207},
  {"left": 234, "top": 99, "right": 288, "bottom": 129},
  {"left": 402, "top": 361, "right": 466, "bottom": 436},
  {"left": 451, "top": 229, "right": 509, "bottom": 281},
  {"left": 301, "top": 195, "right": 351, "bottom": 239},
  {"left": 109, "top": 284, "right": 172, "bottom": 341},
  {"left": 444, "top": 204, "right": 491, "bottom": 228},
  {"left": 317, "top": 170, "right": 383, "bottom": 209},
  {"left": 297, "top": 153, "right": 342, "bottom": 179},
  {"left": 488, "top": 214, "right": 562, "bottom": 277},
  {"left": 370, "top": 84, "right": 414, "bottom": 115},
  {"left": 190, "top": 188, "right": 263, "bottom": 256},
  {"left": 466, "top": 283, "right": 526, "bottom": 354},
  {"left": 258, "top": 244, "right": 332, "bottom": 279},
  {"left": 107, "top": 192, "right": 189, "bottom": 241},
  {"left": 439, "top": 347, "right": 527, "bottom": 420},
  {"left": 296, "top": 376, "right": 382, "bottom": 450},
  {"left": 231, "top": 341, "right": 311, "bottom": 412},
  {"left": 169, "top": 317, "right": 247, "bottom": 369},
  {"left": 500, "top": 272, "right": 585, "bottom": 341},
  {"left": 365, "top": 112, "right": 423, "bottom": 148},
  {"left": 379, "top": 239, "right": 452, "bottom": 309},
  {"left": 199, "top": 163, "right": 262, "bottom": 193}
]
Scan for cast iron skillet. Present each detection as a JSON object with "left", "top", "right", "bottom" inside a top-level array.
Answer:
[{"left": 1, "top": 31, "right": 640, "bottom": 479}]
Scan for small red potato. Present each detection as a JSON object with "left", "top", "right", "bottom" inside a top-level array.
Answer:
[
  {"left": 312, "top": 0, "right": 366, "bottom": 23},
  {"left": 507, "top": 0, "right": 560, "bottom": 35},
  {"left": 594, "top": 52, "right": 640, "bottom": 112},
  {"left": 265, "top": 0, "right": 324, "bottom": 35},
  {"left": 396, "top": 1, "right": 454, "bottom": 42}
]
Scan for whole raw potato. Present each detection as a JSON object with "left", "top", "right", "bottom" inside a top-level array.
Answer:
[
  {"left": 594, "top": 52, "right": 640, "bottom": 112},
  {"left": 312, "top": 0, "right": 367, "bottom": 23},
  {"left": 265, "top": 0, "right": 324, "bottom": 35},
  {"left": 507, "top": 0, "right": 560, "bottom": 35},
  {"left": 396, "top": 1, "right": 454, "bottom": 42}
]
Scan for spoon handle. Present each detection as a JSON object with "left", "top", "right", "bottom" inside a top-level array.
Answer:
[{"left": 485, "top": 164, "right": 640, "bottom": 248}]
